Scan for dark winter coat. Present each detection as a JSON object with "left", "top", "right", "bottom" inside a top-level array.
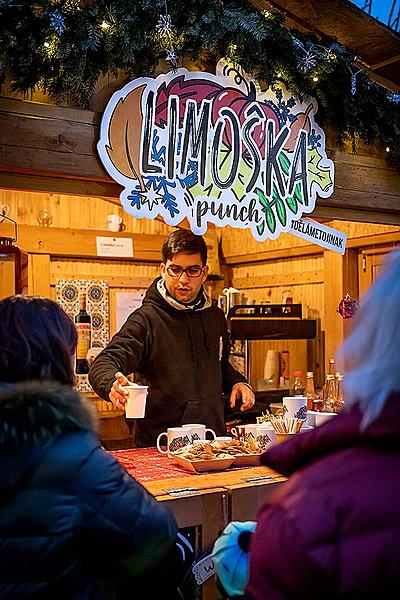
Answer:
[
  {"left": 0, "top": 381, "right": 177, "bottom": 600},
  {"left": 246, "top": 393, "right": 400, "bottom": 600},
  {"left": 89, "top": 277, "right": 247, "bottom": 446}
]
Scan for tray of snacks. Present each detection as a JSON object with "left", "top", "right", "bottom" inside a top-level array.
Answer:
[
  {"left": 172, "top": 441, "right": 235, "bottom": 473},
  {"left": 211, "top": 437, "right": 262, "bottom": 467}
]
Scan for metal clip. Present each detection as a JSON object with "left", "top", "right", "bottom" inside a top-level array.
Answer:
[
  {"left": 244, "top": 475, "right": 273, "bottom": 483},
  {"left": 165, "top": 487, "right": 197, "bottom": 496}
]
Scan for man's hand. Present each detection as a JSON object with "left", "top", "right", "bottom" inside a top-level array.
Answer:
[
  {"left": 109, "top": 371, "right": 131, "bottom": 409},
  {"left": 230, "top": 383, "right": 255, "bottom": 412}
]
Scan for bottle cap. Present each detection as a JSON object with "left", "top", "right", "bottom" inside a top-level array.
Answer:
[
  {"left": 293, "top": 370, "right": 303, "bottom": 376},
  {"left": 306, "top": 371, "right": 313, "bottom": 376},
  {"left": 326, "top": 374, "right": 335, "bottom": 379}
]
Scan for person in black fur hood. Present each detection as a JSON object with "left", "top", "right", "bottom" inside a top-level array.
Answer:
[
  {"left": 0, "top": 295, "right": 179, "bottom": 599},
  {"left": 89, "top": 229, "right": 255, "bottom": 447}
]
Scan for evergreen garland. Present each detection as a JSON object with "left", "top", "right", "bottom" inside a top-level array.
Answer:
[{"left": 0, "top": 0, "right": 399, "bottom": 158}]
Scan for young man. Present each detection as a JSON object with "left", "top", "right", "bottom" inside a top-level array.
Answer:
[{"left": 89, "top": 229, "right": 254, "bottom": 447}]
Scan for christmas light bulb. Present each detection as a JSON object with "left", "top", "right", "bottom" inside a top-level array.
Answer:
[
  {"left": 385, "top": 147, "right": 390, "bottom": 153},
  {"left": 101, "top": 21, "right": 110, "bottom": 30},
  {"left": 312, "top": 76, "right": 319, "bottom": 82}
]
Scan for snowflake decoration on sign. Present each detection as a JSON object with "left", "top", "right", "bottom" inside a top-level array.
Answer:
[
  {"left": 266, "top": 88, "right": 296, "bottom": 127},
  {"left": 308, "top": 128, "right": 322, "bottom": 150}
]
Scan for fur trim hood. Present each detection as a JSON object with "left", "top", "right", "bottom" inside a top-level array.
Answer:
[
  {"left": 0, "top": 381, "right": 98, "bottom": 449},
  {"left": 0, "top": 381, "right": 98, "bottom": 490}
]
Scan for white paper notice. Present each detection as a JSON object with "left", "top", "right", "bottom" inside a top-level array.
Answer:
[
  {"left": 116, "top": 292, "right": 144, "bottom": 331},
  {"left": 96, "top": 236, "right": 133, "bottom": 258},
  {"left": 290, "top": 218, "right": 347, "bottom": 255}
]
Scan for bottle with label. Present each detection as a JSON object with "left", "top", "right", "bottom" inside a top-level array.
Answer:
[
  {"left": 75, "top": 292, "right": 91, "bottom": 374},
  {"left": 322, "top": 374, "right": 336, "bottom": 412},
  {"left": 305, "top": 371, "right": 320, "bottom": 410},
  {"left": 290, "top": 370, "right": 305, "bottom": 396}
]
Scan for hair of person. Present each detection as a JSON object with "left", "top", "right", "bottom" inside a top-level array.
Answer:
[
  {"left": 161, "top": 229, "right": 208, "bottom": 265},
  {"left": 0, "top": 295, "right": 77, "bottom": 386},
  {"left": 336, "top": 249, "right": 400, "bottom": 429}
]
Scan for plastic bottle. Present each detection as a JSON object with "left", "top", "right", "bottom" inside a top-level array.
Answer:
[
  {"left": 290, "top": 370, "right": 305, "bottom": 396},
  {"left": 305, "top": 371, "right": 319, "bottom": 410}
]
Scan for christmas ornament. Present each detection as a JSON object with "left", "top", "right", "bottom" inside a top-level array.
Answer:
[
  {"left": 50, "top": 10, "right": 66, "bottom": 36},
  {"left": 337, "top": 293, "right": 358, "bottom": 319},
  {"left": 348, "top": 66, "right": 362, "bottom": 96}
]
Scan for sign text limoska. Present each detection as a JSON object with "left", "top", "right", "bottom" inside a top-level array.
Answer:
[{"left": 98, "top": 60, "right": 335, "bottom": 243}]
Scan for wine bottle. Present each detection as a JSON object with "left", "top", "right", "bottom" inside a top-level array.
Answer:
[{"left": 75, "top": 292, "right": 91, "bottom": 374}]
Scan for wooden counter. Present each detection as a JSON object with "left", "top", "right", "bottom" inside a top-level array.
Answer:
[{"left": 112, "top": 449, "right": 286, "bottom": 600}]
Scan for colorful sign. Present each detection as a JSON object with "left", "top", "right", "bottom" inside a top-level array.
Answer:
[{"left": 98, "top": 60, "right": 334, "bottom": 241}]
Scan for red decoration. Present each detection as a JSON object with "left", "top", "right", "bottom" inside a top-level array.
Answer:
[{"left": 337, "top": 293, "right": 358, "bottom": 319}]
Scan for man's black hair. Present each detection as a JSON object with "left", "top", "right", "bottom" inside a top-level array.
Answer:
[{"left": 162, "top": 229, "right": 207, "bottom": 265}]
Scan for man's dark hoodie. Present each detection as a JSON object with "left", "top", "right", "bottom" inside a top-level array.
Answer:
[{"left": 89, "top": 277, "right": 247, "bottom": 446}]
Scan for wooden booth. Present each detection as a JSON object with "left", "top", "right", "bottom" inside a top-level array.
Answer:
[{"left": 1, "top": 2, "right": 400, "bottom": 596}]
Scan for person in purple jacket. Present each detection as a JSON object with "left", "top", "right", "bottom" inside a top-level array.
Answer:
[{"left": 245, "top": 249, "right": 400, "bottom": 599}]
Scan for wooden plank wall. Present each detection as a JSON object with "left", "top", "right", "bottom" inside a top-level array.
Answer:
[
  {"left": 1, "top": 188, "right": 400, "bottom": 387},
  {"left": 221, "top": 222, "right": 400, "bottom": 389}
]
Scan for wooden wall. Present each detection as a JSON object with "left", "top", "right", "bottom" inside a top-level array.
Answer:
[{"left": 220, "top": 221, "right": 400, "bottom": 388}]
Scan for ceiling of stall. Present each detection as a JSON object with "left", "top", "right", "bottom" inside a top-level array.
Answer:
[{"left": 254, "top": 0, "right": 400, "bottom": 91}]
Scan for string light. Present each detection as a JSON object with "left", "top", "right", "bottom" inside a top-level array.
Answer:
[
  {"left": 101, "top": 21, "right": 110, "bottom": 31},
  {"left": 312, "top": 76, "right": 319, "bottom": 82},
  {"left": 386, "top": 147, "right": 390, "bottom": 152},
  {"left": 43, "top": 41, "right": 50, "bottom": 48}
]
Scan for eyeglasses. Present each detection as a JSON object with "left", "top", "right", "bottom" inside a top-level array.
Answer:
[{"left": 166, "top": 265, "right": 204, "bottom": 278}]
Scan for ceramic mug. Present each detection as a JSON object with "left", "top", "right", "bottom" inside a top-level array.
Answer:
[
  {"left": 255, "top": 424, "right": 276, "bottom": 449},
  {"left": 231, "top": 423, "right": 258, "bottom": 441},
  {"left": 182, "top": 423, "right": 216, "bottom": 442},
  {"left": 107, "top": 214, "right": 125, "bottom": 232},
  {"left": 156, "top": 427, "right": 191, "bottom": 457},
  {"left": 282, "top": 396, "right": 307, "bottom": 420}
]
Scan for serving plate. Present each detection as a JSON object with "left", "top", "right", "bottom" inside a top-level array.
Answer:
[
  {"left": 232, "top": 453, "right": 261, "bottom": 467},
  {"left": 173, "top": 455, "right": 235, "bottom": 473}
]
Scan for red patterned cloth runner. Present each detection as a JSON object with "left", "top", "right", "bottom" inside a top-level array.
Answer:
[
  {"left": 111, "top": 447, "right": 255, "bottom": 483},
  {"left": 111, "top": 447, "right": 197, "bottom": 482}
]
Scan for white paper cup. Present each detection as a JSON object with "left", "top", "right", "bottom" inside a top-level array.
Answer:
[
  {"left": 283, "top": 396, "right": 307, "bottom": 420},
  {"left": 122, "top": 385, "right": 148, "bottom": 419},
  {"left": 315, "top": 412, "right": 337, "bottom": 426}
]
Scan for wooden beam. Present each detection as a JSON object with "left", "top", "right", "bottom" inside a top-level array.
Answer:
[
  {"left": 50, "top": 273, "right": 153, "bottom": 288},
  {"left": 0, "top": 172, "right": 122, "bottom": 199},
  {"left": 232, "top": 269, "right": 324, "bottom": 289},
  {"left": 29, "top": 253, "right": 50, "bottom": 296},
  {"left": 0, "top": 224, "right": 164, "bottom": 261},
  {"left": 225, "top": 243, "right": 322, "bottom": 265}
]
